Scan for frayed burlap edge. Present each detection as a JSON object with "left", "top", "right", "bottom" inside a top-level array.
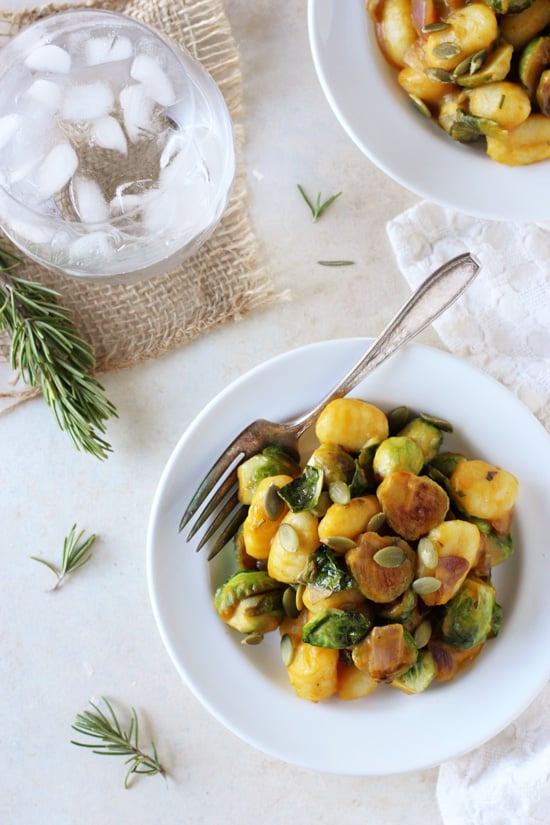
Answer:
[{"left": 0, "top": 0, "right": 285, "bottom": 409}]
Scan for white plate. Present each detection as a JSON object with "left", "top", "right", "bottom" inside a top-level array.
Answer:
[
  {"left": 308, "top": 0, "right": 550, "bottom": 223},
  {"left": 147, "top": 339, "right": 550, "bottom": 776}
]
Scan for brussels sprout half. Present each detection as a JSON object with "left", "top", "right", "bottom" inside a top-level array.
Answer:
[
  {"left": 390, "top": 649, "right": 436, "bottom": 694},
  {"left": 214, "top": 570, "right": 285, "bottom": 634},
  {"left": 436, "top": 576, "right": 500, "bottom": 649},
  {"left": 237, "top": 446, "right": 300, "bottom": 504},
  {"left": 302, "top": 608, "right": 372, "bottom": 649},
  {"left": 304, "top": 546, "right": 355, "bottom": 593},
  {"left": 278, "top": 465, "right": 324, "bottom": 512}
]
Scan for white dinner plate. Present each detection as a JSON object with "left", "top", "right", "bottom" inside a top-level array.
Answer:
[
  {"left": 308, "top": 0, "right": 550, "bottom": 223},
  {"left": 147, "top": 339, "right": 550, "bottom": 775}
]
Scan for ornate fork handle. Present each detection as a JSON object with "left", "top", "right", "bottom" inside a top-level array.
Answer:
[{"left": 287, "top": 252, "right": 480, "bottom": 436}]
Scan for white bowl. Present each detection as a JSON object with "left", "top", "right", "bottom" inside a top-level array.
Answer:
[
  {"left": 147, "top": 339, "right": 550, "bottom": 775},
  {"left": 308, "top": 0, "right": 550, "bottom": 222}
]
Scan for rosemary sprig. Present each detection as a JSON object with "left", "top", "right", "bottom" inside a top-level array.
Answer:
[
  {"left": 31, "top": 523, "right": 96, "bottom": 590},
  {"left": 71, "top": 697, "right": 166, "bottom": 789},
  {"left": 0, "top": 247, "right": 117, "bottom": 460},
  {"left": 297, "top": 184, "right": 342, "bottom": 221}
]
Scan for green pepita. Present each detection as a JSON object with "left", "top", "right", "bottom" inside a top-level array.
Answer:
[
  {"left": 422, "top": 21, "right": 451, "bottom": 33},
  {"left": 279, "top": 522, "right": 299, "bottom": 553},
  {"left": 367, "top": 511, "right": 386, "bottom": 533},
  {"left": 409, "top": 94, "right": 432, "bottom": 119},
  {"left": 418, "top": 536, "right": 439, "bottom": 569},
  {"left": 264, "top": 483, "right": 285, "bottom": 521},
  {"left": 329, "top": 480, "right": 351, "bottom": 505},
  {"left": 324, "top": 535, "right": 357, "bottom": 552},
  {"left": 282, "top": 585, "right": 300, "bottom": 618},
  {"left": 280, "top": 633, "right": 295, "bottom": 667},
  {"left": 241, "top": 632, "right": 264, "bottom": 645},
  {"left": 432, "top": 42, "right": 461, "bottom": 60},
  {"left": 387, "top": 405, "right": 410, "bottom": 434},
  {"left": 373, "top": 545, "right": 407, "bottom": 568},
  {"left": 424, "top": 67, "right": 453, "bottom": 83},
  {"left": 412, "top": 576, "right": 442, "bottom": 595},
  {"left": 414, "top": 620, "right": 433, "bottom": 649},
  {"left": 420, "top": 412, "right": 453, "bottom": 432}
]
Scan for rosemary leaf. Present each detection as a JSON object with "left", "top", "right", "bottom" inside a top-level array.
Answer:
[
  {"left": 297, "top": 184, "right": 342, "bottom": 221},
  {"left": 317, "top": 260, "right": 355, "bottom": 267},
  {"left": 0, "top": 249, "right": 117, "bottom": 460},
  {"left": 31, "top": 524, "right": 96, "bottom": 590},
  {"left": 71, "top": 697, "right": 166, "bottom": 789}
]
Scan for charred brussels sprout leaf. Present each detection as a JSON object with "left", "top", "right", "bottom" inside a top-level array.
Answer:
[
  {"left": 436, "top": 577, "right": 497, "bottom": 649},
  {"left": 214, "top": 570, "right": 285, "bottom": 634},
  {"left": 390, "top": 649, "right": 436, "bottom": 694},
  {"left": 491, "top": 603, "right": 503, "bottom": 638},
  {"left": 302, "top": 608, "right": 371, "bottom": 649},
  {"left": 278, "top": 465, "right": 324, "bottom": 512},
  {"left": 237, "top": 446, "right": 300, "bottom": 504},
  {"left": 304, "top": 546, "right": 355, "bottom": 592}
]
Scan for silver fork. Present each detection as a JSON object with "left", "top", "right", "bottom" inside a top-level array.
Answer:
[{"left": 179, "top": 252, "right": 480, "bottom": 559}]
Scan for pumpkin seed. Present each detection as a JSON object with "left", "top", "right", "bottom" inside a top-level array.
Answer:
[
  {"left": 414, "top": 620, "right": 432, "bottom": 649},
  {"left": 409, "top": 94, "right": 431, "bottom": 119},
  {"left": 307, "top": 585, "right": 334, "bottom": 604},
  {"left": 424, "top": 67, "right": 453, "bottom": 83},
  {"left": 241, "top": 632, "right": 264, "bottom": 645},
  {"left": 420, "top": 412, "right": 453, "bottom": 432},
  {"left": 264, "top": 483, "right": 285, "bottom": 521},
  {"left": 412, "top": 576, "right": 442, "bottom": 595},
  {"left": 329, "top": 480, "right": 350, "bottom": 505},
  {"left": 324, "top": 535, "right": 357, "bottom": 552},
  {"left": 387, "top": 405, "right": 410, "bottom": 434},
  {"left": 367, "top": 511, "right": 386, "bottom": 533},
  {"left": 452, "top": 49, "right": 486, "bottom": 79},
  {"left": 280, "top": 633, "right": 294, "bottom": 667},
  {"left": 432, "top": 42, "right": 461, "bottom": 60},
  {"left": 279, "top": 522, "right": 299, "bottom": 553},
  {"left": 282, "top": 585, "right": 300, "bottom": 618},
  {"left": 422, "top": 21, "right": 451, "bottom": 33},
  {"left": 373, "top": 545, "right": 407, "bottom": 568},
  {"left": 418, "top": 536, "right": 439, "bottom": 569},
  {"left": 310, "top": 490, "right": 331, "bottom": 518}
]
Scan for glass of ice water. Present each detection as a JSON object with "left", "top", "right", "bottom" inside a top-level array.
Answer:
[{"left": 0, "top": 10, "right": 235, "bottom": 281}]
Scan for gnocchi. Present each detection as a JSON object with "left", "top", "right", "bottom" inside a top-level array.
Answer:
[{"left": 213, "top": 398, "right": 518, "bottom": 703}]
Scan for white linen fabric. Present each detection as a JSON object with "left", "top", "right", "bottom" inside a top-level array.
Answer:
[{"left": 386, "top": 201, "right": 550, "bottom": 825}]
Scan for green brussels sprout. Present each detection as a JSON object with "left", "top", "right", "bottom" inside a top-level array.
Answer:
[
  {"left": 302, "top": 608, "right": 372, "bottom": 649},
  {"left": 436, "top": 577, "right": 500, "bottom": 650},
  {"left": 390, "top": 649, "right": 436, "bottom": 694},
  {"left": 375, "top": 587, "right": 418, "bottom": 623},
  {"left": 372, "top": 436, "right": 424, "bottom": 481},
  {"left": 237, "top": 446, "right": 300, "bottom": 504},
  {"left": 214, "top": 570, "right": 285, "bottom": 634},
  {"left": 278, "top": 465, "right": 323, "bottom": 512},
  {"left": 304, "top": 546, "right": 355, "bottom": 593},
  {"left": 398, "top": 416, "right": 444, "bottom": 462},
  {"left": 427, "top": 452, "right": 467, "bottom": 479},
  {"left": 474, "top": 518, "right": 515, "bottom": 566},
  {"left": 349, "top": 461, "right": 369, "bottom": 497},
  {"left": 307, "top": 443, "right": 356, "bottom": 486},
  {"left": 229, "top": 523, "right": 258, "bottom": 571}
]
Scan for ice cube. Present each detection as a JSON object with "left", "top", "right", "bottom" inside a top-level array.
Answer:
[
  {"left": 91, "top": 116, "right": 127, "bottom": 154},
  {"left": 8, "top": 147, "right": 45, "bottom": 184},
  {"left": 24, "top": 44, "right": 71, "bottom": 74},
  {"left": 68, "top": 231, "right": 114, "bottom": 266},
  {"left": 159, "top": 130, "right": 192, "bottom": 169},
  {"left": 33, "top": 142, "right": 78, "bottom": 201},
  {"left": 119, "top": 84, "right": 154, "bottom": 142},
  {"left": 130, "top": 54, "right": 176, "bottom": 106},
  {"left": 0, "top": 113, "right": 21, "bottom": 151},
  {"left": 71, "top": 175, "right": 109, "bottom": 223},
  {"left": 85, "top": 34, "right": 133, "bottom": 66},
  {"left": 109, "top": 191, "right": 144, "bottom": 217},
  {"left": 62, "top": 81, "right": 114, "bottom": 121},
  {"left": 23, "top": 78, "right": 63, "bottom": 111}
]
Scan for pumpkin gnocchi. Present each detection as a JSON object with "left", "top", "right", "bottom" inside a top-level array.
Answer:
[{"left": 213, "top": 397, "right": 518, "bottom": 702}]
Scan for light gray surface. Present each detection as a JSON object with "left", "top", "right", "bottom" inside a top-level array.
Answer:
[{"left": 1, "top": 2, "right": 447, "bottom": 823}]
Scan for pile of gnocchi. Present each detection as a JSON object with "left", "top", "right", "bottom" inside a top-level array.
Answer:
[
  {"left": 213, "top": 397, "right": 518, "bottom": 703},
  {"left": 367, "top": 0, "right": 550, "bottom": 165}
]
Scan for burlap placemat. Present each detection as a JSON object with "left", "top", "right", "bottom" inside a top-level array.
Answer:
[{"left": 0, "top": 0, "right": 279, "bottom": 382}]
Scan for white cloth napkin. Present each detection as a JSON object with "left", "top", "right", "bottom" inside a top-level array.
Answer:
[{"left": 386, "top": 201, "right": 550, "bottom": 825}]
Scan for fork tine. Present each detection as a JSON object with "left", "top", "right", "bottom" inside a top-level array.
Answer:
[
  {"left": 187, "top": 468, "right": 239, "bottom": 541},
  {"left": 178, "top": 438, "right": 246, "bottom": 532},
  {"left": 206, "top": 503, "right": 248, "bottom": 561},
  {"left": 193, "top": 489, "right": 242, "bottom": 551}
]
